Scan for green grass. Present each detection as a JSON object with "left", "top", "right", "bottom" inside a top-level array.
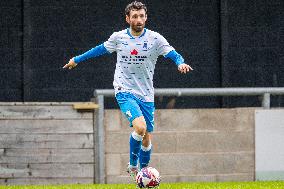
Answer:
[{"left": 1, "top": 182, "right": 284, "bottom": 189}]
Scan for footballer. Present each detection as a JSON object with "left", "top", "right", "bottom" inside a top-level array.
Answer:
[{"left": 63, "top": 1, "right": 193, "bottom": 181}]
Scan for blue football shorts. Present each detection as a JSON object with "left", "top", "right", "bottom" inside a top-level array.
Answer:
[{"left": 115, "top": 92, "right": 155, "bottom": 133}]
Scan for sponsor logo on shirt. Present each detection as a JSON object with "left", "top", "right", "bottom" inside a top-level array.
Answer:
[
  {"left": 130, "top": 49, "right": 138, "bottom": 55},
  {"left": 122, "top": 55, "right": 147, "bottom": 62}
]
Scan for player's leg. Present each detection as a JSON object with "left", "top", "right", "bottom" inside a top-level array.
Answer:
[
  {"left": 127, "top": 116, "right": 147, "bottom": 180},
  {"left": 115, "top": 92, "right": 145, "bottom": 170},
  {"left": 138, "top": 100, "right": 155, "bottom": 169},
  {"left": 130, "top": 115, "right": 147, "bottom": 167},
  {"left": 140, "top": 131, "right": 152, "bottom": 169}
]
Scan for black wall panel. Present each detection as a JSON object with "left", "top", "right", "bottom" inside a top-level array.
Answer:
[
  {"left": 0, "top": 0, "right": 283, "bottom": 108},
  {"left": 0, "top": 0, "right": 22, "bottom": 101},
  {"left": 221, "top": 0, "right": 284, "bottom": 107}
]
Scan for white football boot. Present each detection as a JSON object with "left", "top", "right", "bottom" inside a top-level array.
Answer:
[{"left": 126, "top": 163, "right": 138, "bottom": 182}]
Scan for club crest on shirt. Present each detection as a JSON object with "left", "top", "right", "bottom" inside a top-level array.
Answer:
[
  {"left": 130, "top": 49, "right": 138, "bottom": 55},
  {"left": 143, "top": 42, "right": 147, "bottom": 49}
]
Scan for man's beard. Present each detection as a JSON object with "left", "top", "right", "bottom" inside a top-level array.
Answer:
[{"left": 132, "top": 24, "right": 144, "bottom": 33}]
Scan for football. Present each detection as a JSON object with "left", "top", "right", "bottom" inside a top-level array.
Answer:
[{"left": 136, "top": 167, "right": 161, "bottom": 188}]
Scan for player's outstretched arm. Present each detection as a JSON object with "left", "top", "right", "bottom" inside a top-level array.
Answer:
[{"left": 62, "top": 44, "right": 110, "bottom": 70}]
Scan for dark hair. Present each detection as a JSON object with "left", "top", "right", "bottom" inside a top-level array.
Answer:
[{"left": 125, "top": 1, "right": 147, "bottom": 16}]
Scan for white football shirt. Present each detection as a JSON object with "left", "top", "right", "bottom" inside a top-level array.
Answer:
[{"left": 104, "top": 28, "right": 174, "bottom": 102}]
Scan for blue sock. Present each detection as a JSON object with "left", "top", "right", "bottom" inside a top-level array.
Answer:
[
  {"left": 139, "top": 143, "right": 152, "bottom": 169},
  {"left": 129, "top": 131, "right": 143, "bottom": 167}
]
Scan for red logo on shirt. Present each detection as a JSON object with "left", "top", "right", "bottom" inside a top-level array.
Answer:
[{"left": 130, "top": 49, "right": 138, "bottom": 55}]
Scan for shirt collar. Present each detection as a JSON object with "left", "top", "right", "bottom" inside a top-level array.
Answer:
[{"left": 127, "top": 28, "right": 147, "bottom": 39}]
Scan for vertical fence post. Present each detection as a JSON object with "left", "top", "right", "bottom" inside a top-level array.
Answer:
[
  {"left": 262, "top": 93, "right": 270, "bottom": 109},
  {"left": 94, "top": 95, "right": 105, "bottom": 183}
]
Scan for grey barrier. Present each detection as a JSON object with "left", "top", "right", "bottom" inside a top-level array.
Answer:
[{"left": 93, "top": 87, "right": 284, "bottom": 183}]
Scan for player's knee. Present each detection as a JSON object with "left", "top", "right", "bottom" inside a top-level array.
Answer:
[
  {"left": 133, "top": 116, "right": 147, "bottom": 136},
  {"left": 135, "top": 124, "right": 146, "bottom": 136}
]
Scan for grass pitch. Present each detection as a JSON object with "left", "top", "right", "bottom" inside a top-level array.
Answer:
[{"left": 0, "top": 181, "right": 284, "bottom": 189}]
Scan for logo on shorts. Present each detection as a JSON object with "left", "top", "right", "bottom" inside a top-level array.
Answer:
[{"left": 126, "top": 110, "right": 132, "bottom": 118}]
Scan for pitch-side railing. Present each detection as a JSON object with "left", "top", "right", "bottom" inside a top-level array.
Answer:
[{"left": 93, "top": 87, "right": 284, "bottom": 183}]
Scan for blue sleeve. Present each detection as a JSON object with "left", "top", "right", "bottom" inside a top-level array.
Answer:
[
  {"left": 74, "top": 43, "right": 110, "bottom": 64},
  {"left": 164, "top": 50, "right": 184, "bottom": 66}
]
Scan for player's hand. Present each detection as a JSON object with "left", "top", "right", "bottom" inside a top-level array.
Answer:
[
  {"left": 178, "top": 63, "right": 193, "bottom": 74},
  {"left": 63, "top": 58, "right": 77, "bottom": 69}
]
